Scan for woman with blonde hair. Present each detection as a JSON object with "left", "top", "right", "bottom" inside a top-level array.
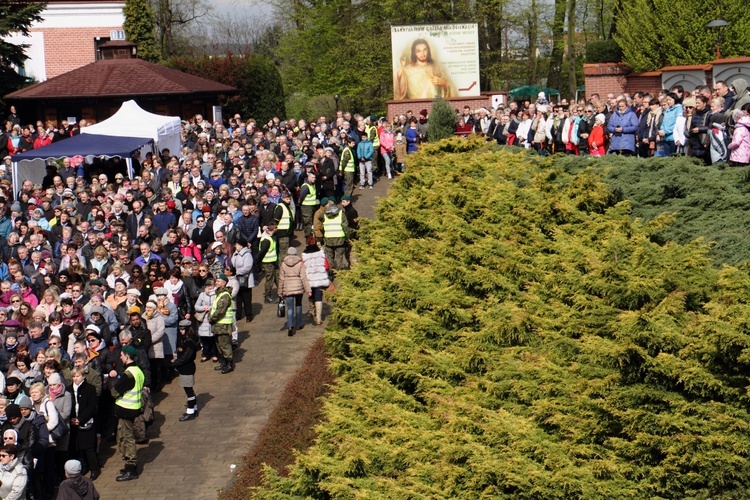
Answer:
[
  {"left": 106, "top": 261, "right": 130, "bottom": 290},
  {"left": 89, "top": 245, "right": 111, "bottom": 277}
]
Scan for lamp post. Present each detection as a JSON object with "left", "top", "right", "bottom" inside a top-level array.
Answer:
[
  {"left": 707, "top": 19, "right": 729, "bottom": 59},
  {"left": 334, "top": 94, "right": 340, "bottom": 112}
]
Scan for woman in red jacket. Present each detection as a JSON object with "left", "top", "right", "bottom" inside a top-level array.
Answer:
[{"left": 588, "top": 113, "right": 607, "bottom": 157}]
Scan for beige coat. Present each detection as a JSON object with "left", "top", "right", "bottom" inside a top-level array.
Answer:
[{"left": 278, "top": 255, "right": 311, "bottom": 297}]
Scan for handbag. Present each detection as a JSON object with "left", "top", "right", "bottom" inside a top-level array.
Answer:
[
  {"left": 45, "top": 401, "right": 69, "bottom": 440},
  {"left": 78, "top": 417, "right": 94, "bottom": 431},
  {"left": 277, "top": 298, "right": 286, "bottom": 318},
  {"left": 238, "top": 273, "right": 249, "bottom": 287}
]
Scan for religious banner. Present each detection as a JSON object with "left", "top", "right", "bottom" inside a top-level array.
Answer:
[{"left": 391, "top": 23, "right": 480, "bottom": 100}]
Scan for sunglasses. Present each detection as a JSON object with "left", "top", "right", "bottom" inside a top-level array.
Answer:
[{"left": 11, "top": 299, "right": 20, "bottom": 304}]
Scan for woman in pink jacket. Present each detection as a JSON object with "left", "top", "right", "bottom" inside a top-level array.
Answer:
[
  {"left": 728, "top": 109, "right": 750, "bottom": 166},
  {"left": 379, "top": 121, "right": 395, "bottom": 179}
]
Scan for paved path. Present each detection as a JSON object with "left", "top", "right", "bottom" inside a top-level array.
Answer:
[{"left": 93, "top": 176, "right": 389, "bottom": 498}]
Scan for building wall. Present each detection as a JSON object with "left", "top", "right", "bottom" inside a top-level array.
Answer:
[
  {"left": 12, "top": 1, "right": 125, "bottom": 81},
  {"left": 32, "top": 26, "right": 122, "bottom": 79}
]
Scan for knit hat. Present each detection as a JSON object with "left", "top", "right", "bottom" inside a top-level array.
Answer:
[
  {"left": 16, "top": 395, "right": 33, "bottom": 409},
  {"left": 178, "top": 319, "right": 191, "bottom": 328},
  {"left": 5, "top": 404, "right": 21, "bottom": 419},
  {"left": 154, "top": 287, "right": 168, "bottom": 296},
  {"left": 10, "top": 202, "right": 20, "bottom": 212},
  {"left": 89, "top": 306, "right": 103, "bottom": 316},
  {"left": 127, "top": 305, "right": 141, "bottom": 315},
  {"left": 85, "top": 324, "right": 101, "bottom": 334},
  {"left": 287, "top": 247, "right": 298, "bottom": 255},
  {"left": 115, "top": 278, "right": 128, "bottom": 288},
  {"left": 595, "top": 113, "right": 606, "bottom": 124},
  {"left": 47, "top": 373, "right": 64, "bottom": 386},
  {"left": 121, "top": 345, "right": 137, "bottom": 358},
  {"left": 64, "top": 460, "right": 82, "bottom": 476}
]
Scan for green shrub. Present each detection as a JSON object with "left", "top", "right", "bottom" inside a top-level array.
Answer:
[
  {"left": 426, "top": 98, "right": 457, "bottom": 143},
  {"left": 586, "top": 39, "right": 624, "bottom": 63},
  {"left": 255, "top": 143, "right": 750, "bottom": 498}
]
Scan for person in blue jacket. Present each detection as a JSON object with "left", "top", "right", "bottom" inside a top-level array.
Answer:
[
  {"left": 606, "top": 99, "right": 639, "bottom": 155},
  {"left": 356, "top": 132, "right": 374, "bottom": 190},
  {"left": 658, "top": 93, "right": 683, "bottom": 156}
]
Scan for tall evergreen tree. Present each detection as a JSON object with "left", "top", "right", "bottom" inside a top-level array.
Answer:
[
  {"left": 123, "top": 0, "right": 161, "bottom": 62},
  {"left": 0, "top": 0, "right": 45, "bottom": 99},
  {"left": 426, "top": 98, "right": 456, "bottom": 142}
]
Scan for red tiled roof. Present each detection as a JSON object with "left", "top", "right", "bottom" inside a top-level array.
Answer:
[
  {"left": 660, "top": 64, "right": 712, "bottom": 72},
  {"left": 712, "top": 57, "right": 750, "bottom": 65},
  {"left": 6, "top": 58, "right": 237, "bottom": 99}
]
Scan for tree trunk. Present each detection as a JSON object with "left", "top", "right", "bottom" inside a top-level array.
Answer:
[
  {"left": 528, "top": 0, "right": 539, "bottom": 84},
  {"left": 567, "top": 0, "right": 577, "bottom": 99},
  {"left": 547, "top": 0, "right": 567, "bottom": 93}
]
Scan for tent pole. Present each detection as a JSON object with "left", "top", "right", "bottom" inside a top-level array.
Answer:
[
  {"left": 126, "top": 157, "right": 133, "bottom": 180},
  {"left": 11, "top": 162, "right": 18, "bottom": 199}
]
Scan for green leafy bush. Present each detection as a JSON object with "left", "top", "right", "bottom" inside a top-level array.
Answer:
[
  {"left": 255, "top": 142, "right": 750, "bottom": 498},
  {"left": 426, "top": 98, "right": 457, "bottom": 143},
  {"left": 585, "top": 39, "right": 623, "bottom": 63}
]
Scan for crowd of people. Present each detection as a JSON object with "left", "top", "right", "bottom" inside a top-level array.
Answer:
[
  {"left": 456, "top": 80, "right": 750, "bottom": 166},
  {"left": 0, "top": 106, "right": 378, "bottom": 497}
]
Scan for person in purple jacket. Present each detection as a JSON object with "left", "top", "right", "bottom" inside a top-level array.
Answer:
[{"left": 606, "top": 99, "right": 639, "bottom": 156}]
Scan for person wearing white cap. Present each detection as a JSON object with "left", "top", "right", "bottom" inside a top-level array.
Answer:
[{"left": 115, "top": 288, "right": 142, "bottom": 328}]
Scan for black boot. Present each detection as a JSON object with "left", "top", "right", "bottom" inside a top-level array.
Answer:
[
  {"left": 288, "top": 327, "right": 295, "bottom": 336},
  {"left": 214, "top": 360, "right": 227, "bottom": 371},
  {"left": 179, "top": 412, "right": 197, "bottom": 421},
  {"left": 116, "top": 464, "right": 139, "bottom": 481},
  {"left": 221, "top": 360, "right": 235, "bottom": 374}
]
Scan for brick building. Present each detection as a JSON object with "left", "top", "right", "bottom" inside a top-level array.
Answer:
[
  {"left": 584, "top": 58, "right": 750, "bottom": 99},
  {"left": 5, "top": 43, "right": 237, "bottom": 125},
  {"left": 4, "top": 0, "right": 125, "bottom": 81}
]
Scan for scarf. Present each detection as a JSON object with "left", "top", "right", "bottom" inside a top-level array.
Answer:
[{"left": 49, "top": 383, "right": 64, "bottom": 401}]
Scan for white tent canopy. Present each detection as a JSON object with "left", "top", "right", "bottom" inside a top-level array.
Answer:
[{"left": 81, "top": 100, "right": 181, "bottom": 157}]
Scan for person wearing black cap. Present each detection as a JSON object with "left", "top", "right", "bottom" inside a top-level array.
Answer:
[
  {"left": 4, "top": 377, "right": 24, "bottom": 405},
  {"left": 172, "top": 320, "right": 200, "bottom": 421},
  {"left": 0, "top": 403, "right": 37, "bottom": 473},
  {"left": 108, "top": 344, "right": 144, "bottom": 481}
]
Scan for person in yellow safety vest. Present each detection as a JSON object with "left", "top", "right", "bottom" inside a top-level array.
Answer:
[
  {"left": 337, "top": 138, "right": 357, "bottom": 198},
  {"left": 299, "top": 171, "right": 319, "bottom": 237},
  {"left": 273, "top": 190, "right": 294, "bottom": 258},
  {"left": 318, "top": 199, "right": 350, "bottom": 270},
  {"left": 208, "top": 273, "right": 236, "bottom": 374},
  {"left": 109, "top": 343, "right": 145, "bottom": 482},
  {"left": 366, "top": 114, "right": 381, "bottom": 177},
  {"left": 257, "top": 224, "right": 279, "bottom": 303}
]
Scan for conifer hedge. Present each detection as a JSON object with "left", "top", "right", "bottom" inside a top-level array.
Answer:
[{"left": 256, "top": 141, "right": 750, "bottom": 498}]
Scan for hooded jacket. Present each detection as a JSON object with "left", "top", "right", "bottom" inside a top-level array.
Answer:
[
  {"left": 728, "top": 114, "right": 750, "bottom": 164},
  {"left": 278, "top": 254, "right": 311, "bottom": 297},
  {"left": 56, "top": 473, "right": 100, "bottom": 500}
]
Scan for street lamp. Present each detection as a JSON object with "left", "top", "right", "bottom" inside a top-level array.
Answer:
[
  {"left": 334, "top": 94, "right": 340, "bottom": 112},
  {"left": 707, "top": 19, "right": 729, "bottom": 59}
]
